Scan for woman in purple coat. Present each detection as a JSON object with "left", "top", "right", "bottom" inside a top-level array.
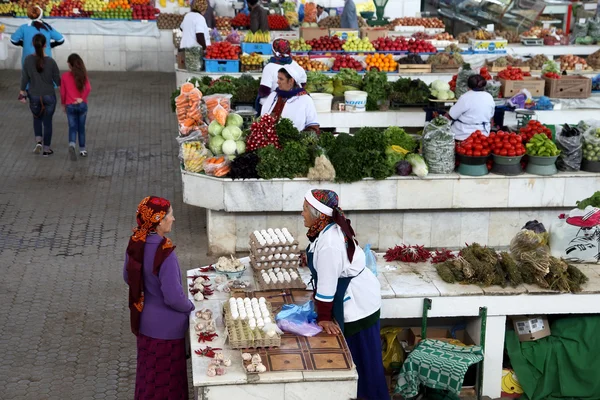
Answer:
[{"left": 124, "top": 196, "right": 195, "bottom": 400}]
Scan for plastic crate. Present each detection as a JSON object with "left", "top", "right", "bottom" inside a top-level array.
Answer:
[
  {"left": 204, "top": 59, "right": 240, "bottom": 73},
  {"left": 241, "top": 43, "right": 272, "bottom": 55}
]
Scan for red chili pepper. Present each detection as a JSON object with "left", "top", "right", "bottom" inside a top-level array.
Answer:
[
  {"left": 194, "top": 346, "right": 222, "bottom": 358},
  {"left": 431, "top": 249, "right": 455, "bottom": 264},
  {"left": 187, "top": 274, "right": 210, "bottom": 281},
  {"left": 197, "top": 332, "right": 218, "bottom": 343},
  {"left": 199, "top": 265, "right": 216, "bottom": 273},
  {"left": 384, "top": 245, "right": 431, "bottom": 263}
]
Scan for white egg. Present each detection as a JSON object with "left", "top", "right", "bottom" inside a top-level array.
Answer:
[
  {"left": 263, "top": 275, "right": 271, "bottom": 284},
  {"left": 239, "top": 311, "right": 247, "bottom": 320},
  {"left": 264, "top": 317, "right": 272, "bottom": 324},
  {"left": 231, "top": 311, "right": 239, "bottom": 320},
  {"left": 257, "top": 320, "right": 265, "bottom": 328},
  {"left": 259, "top": 297, "right": 266, "bottom": 304},
  {"left": 247, "top": 310, "right": 255, "bottom": 319},
  {"left": 281, "top": 254, "right": 288, "bottom": 260},
  {"left": 291, "top": 272, "right": 299, "bottom": 280},
  {"left": 251, "top": 298, "right": 259, "bottom": 305},
  {"left": 261, "top": 309, "right": 270, "bottom": 318},
  {"left": 274, "top": 253, "right": 281, "bottom": 260},
  {"left": 274, "top": 267, "right": 280, "bottom": 273},
  {"left": 267, "top": 255, "right": 273, "bottom": 261}
]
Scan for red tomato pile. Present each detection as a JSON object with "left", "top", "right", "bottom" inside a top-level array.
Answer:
[
  {"left": 543, "top": 72, "right": 561, "bottom": 79},
  {"left": 489, "top": 131, "right": 525, "bottom": 157},
  {"left": 231, "top": 13, "right": 250, "bottom": 28},
  {"left": 268, "top": 15, "right": 289, "bottom": 30},
  {"left": 479, "top": 66, "right": 492, "bottom": 81},
  {"left": 372, "top": 37, "right": 408, "bottom": 52},
  {"left": 456, "top": 130, "right": 491, "bottom": 157},
  {"left": 132, "top": 5, "right": 159, "bottom": 20},
  {"left": 519, "top": 120, "right": 552, "bottom": 142},
  {"left": 497, "top": 66, "right": 531, "bottom": 81},
  {"left": 306, "top": 36, "right": 345, "bottom": 51},
  {"left": 407, "top": 39, "right": 437, "bottom": 53},
  {"left": 205, "top": 42, "right": 241, "bottom": 60},
  {"left": 331, "top": 55, "right": 363, "bottom": 71}
]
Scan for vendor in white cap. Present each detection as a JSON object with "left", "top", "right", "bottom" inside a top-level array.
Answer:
[
  {"left": 261, "top": 64, "right": 319, "bottom": 132},
  {"left": 316, "top": 3, "right": 329, "bottom": 23},
  {"left": 257, "top": 39, "right": 307, "bottom": 113},
  {"left": 302, "top": 189, "right": 388, "bottom": 400}
]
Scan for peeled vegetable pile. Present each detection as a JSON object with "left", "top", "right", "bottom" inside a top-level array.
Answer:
[{"left": 435, "top": 229, "right": 587, "bottom": 292}]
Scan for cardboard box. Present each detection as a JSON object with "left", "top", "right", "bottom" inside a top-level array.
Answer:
[
  {"left": 511, "top": 316, "right": 551, "bottom": 342},
  {"left": 543, "top": 75, "right": 592, "bottom": 99},
  {"left": 360, "top": 27, "right": 388, "bottom": 41},
  {"left": 329, "top": 29, "right": 360, "bottom": 40},
  {"left": 300, "top": 27, "right": 329, "bottom": 41},
  {"left": 499, "top": 77, "right": 546, "bottom": 97}
]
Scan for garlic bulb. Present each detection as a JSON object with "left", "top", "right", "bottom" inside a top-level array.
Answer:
[
  {"left": 194, "top": 292, "right": 204, "bottom": 301},
  {"left": 195, "top": 323, "right": 205, "bottom": 332},
  {"left": 251, "top": 354, "right": 262, "bottom": 365},
  {"left": 194, "top": 281, "right": 204, "bottom": 289},
  {"left": 216, "top": 366, "right": 226, "bottom": 376},
  {"left": 246, "top": 364, "right": 256, "bottom": 373},
  {"left": 255, "top": 363, "right": 267, "bottom": 373},
  {"left": 223, "top": 358, "right": 232, "bottom": 367},
  {"left": 195, "top": 311, "right": 204, "bottom": 319},
  {"left": 201, "top": 309, "right": 213, "bottom": 320},
  {"left": 206, "top": 366, "right": 217, "bottom": 377},
  {"left": 242, "top": 353, "right": 252, "bottom": 361}
]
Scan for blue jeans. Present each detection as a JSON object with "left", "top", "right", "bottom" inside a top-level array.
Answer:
[
  {"left": 29, "top": 94, "right": 57, "bottom": 150},
  {"left": 66, "top": 103, "right": 88, "bottom": 150}
]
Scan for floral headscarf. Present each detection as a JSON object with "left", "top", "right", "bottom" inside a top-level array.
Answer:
[
  {"left": 191, "top": 0, "right": 208, "bottom": 14},
  {"left": 126, "top": 196, "right": 175, "bottom": 335},
  {"left": 270, "top": 39, "right": 293, "bottom": 65},
  {"left": 305, "top": 189, "right": 357, "bottom": 262}
]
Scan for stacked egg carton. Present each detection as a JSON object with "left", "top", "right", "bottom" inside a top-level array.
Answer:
[
  {"left": 223, "top": 296, "right": 281, "bottom": 349},
  {"left": 254, "top": 267, "right": 305, "bottom": 290},
  {"left": 249, "top": 228, "right": 301, "bottom": 270}
]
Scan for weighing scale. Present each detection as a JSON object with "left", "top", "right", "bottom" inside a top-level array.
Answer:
[
  {"left": 368, "top": 0, "right": 389, "bottom": 26},
  {"left": 457, "top": 154, "right": 489, "bottom": 176},
  {"left": 525, "top": 155, "right": 558, "bottom": 175},
  {"left": 515, "top": 109, "right": 536, "bottom": 130}
]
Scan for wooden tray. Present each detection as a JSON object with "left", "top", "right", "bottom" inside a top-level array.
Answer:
[
  {"left": 431, "top": 65, "right": 459, "bottom": 73},
  {"left": 253, "top": 267, "right": 307, "bottom": 291},
  {"left": 239, "top": 290, "right": 352, "bottom": 373},
  {"left": 491, "top": 65, "right": 530, "bottom": 72},
  {"left": 398, "top": 64, "right": 431, "bottom": 74}
]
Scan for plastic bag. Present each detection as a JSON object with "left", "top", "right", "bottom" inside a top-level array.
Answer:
[
  {"left": 582, "top": 120, "right": 600, "bottom": 161},
  {"left": 381, "top": 327, "right": 404, "bottom": 372},
  {"left": 303, "top": 2, "right": 317, "bottom": 23},
  {"left": 203, "top": 156, "right": 231, "bottom": 177},
  {"left": 550, "top": 206, "right": 600, "bottom": 263},
  {"left": 185, "top": 46, "right": 204, "bottom": 72},
  {"left": 573, "top": 20, "right": 589, "bottom": 41},
  {"left": 177, "top": 134, "right": 210, "bottom": 173},
  {"left": 556, "top": 124, "right": 582, "bottom": 171},
  {"left": 364, "top": 244, "right": 377, "bottom": 276},
  {"left": 484, "top": 80, "right": 501, "bottom": 98},
  {"left": 588, "top": 17, "right": 600, "bottom": 40},
  {"left": 455, "top": 65, "right": 476, "bottom": 99},
  {"left": 422, "top": 117, "right": 455, "bottom": 174},
  {"left": 210, "top": 28, "right": 223, "bottom": 43},
  {"left": 522, "top": 220, "right": 547, "bottom": 234},
  {"left": 507, "top": 89, "right": 532, "bottom": 109},
  {"left": 275, "top": 300, "right": 323, "bottom": 337},
  {"left": 204, "top": 94, "right": 232, "bottom": 124}
]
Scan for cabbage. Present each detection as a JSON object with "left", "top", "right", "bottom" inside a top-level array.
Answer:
[
  {"left": 437, "top": 91, "right": 450, "bottom": 101},
  {"left": 209, "top": 135, "right": 225, "bottom": 155},
  {"left": 448, "top": 90, "right": 455, "bottom": 100},
  {"left": 395, "top": 160, "right": 412, "bottom": 176},
  {"left": 222, "top": 139, "right": 238, "bottom": 155},
  {"left": 226, "top": 113, "right": 244, "bottom": 128},
  {"left": 222, "top": 126, "right": 243, "bottom": 141},
  {"left": 236, "top": 140, "right": 246, "bottom": 154},
  {"left": 432, "top": 80, "right": 450, "bottom": 92},
  {"left": 208, "top": 120, "right": 224, "bottom": 137},
  {"left": 406, "top": 153, "right": 428, "bottom": 178}
]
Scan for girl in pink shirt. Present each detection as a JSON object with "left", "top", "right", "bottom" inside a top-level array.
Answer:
[{"left": 60, "top": 53, "right": 91, "bottom": 160}]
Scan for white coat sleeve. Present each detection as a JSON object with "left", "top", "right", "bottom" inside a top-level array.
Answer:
[
  {"left": 448, "top": 95, "right": 468, "bottom": 121},
  {"left": 261, "top": 93, "right": 276, "bottom": 116},
  {"left": 314, "top": 246, "right": 344, "bottom": 303},
  {"left": 304, "top": 97, "right": 319, "bottom": 128}
]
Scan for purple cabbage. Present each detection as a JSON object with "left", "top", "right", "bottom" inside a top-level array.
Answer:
[{"left": 395, "top": 160, "right": 412, "bottom": 176}]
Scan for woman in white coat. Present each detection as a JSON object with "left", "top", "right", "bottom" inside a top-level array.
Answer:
[
  {"left": 448, "top": 74, "right": 496, "bottom": 141},
  {"left": 261, "top": 64, "right": 319, "bottom": 132},
  {"left": 301, "top": 189, "right": 389, "bottom": 400}
]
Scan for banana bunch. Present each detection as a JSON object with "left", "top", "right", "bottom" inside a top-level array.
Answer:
[
  {"left": 285, "top": 11, "right": 299, "bottom": 27},
  {"left": 244, "top": 31, "right": 271, "bottom": 43},
  {"left": 0, "top": 4, "right": 11, "bottom": 15},
  {"left": 501, "top": 369, "right": 523, "bottom": 395},
  {"left": 182, "top": 142, "right": 208, "bottom": 173}
]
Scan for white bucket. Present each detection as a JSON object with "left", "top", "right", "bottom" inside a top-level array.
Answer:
[
  {"left": 344, "top": 90, "right": 368, "bottom": 112},
  {"left": 311, "top": 93, "right": 333, "bottom": 113}
]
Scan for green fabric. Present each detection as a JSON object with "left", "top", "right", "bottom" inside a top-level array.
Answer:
[
  {"left": 344, "top": 309, "right": 379, "bottom": 338},
  {"left": 395, "top": 339, "right": 483, "bottom": 398},
  {"left": 505, "top": 315, "right": 600, "bottom": 400}
]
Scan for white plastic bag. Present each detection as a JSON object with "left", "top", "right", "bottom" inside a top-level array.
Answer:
[{"left": 549, "top": 206, "right": 600, "bottom": 263}]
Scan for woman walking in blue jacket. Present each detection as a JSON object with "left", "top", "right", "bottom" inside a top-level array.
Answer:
[{"left": 11, "top": 5, "right": 64, "bottom": 66}]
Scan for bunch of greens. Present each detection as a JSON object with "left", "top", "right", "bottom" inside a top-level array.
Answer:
[
  {"left": 235, "top": 74, "right": 260, "bottom": 104},
  {"left": 318, "top": 131, "right": 336, "bottom": 153},
  {"left": 333, "top": 68, "right": 363, "bottom": 97},
  {"left": 577, "top": 191, "right": 600, "bottom": 209},
  {"left": 306, "top": 71, "right": 334, "bottom": 94},
  {"left": 205, "top": 77, "right": 238, "bottom": 97},
  {"left": 389, "top": 78, "right": 430, "bottom": 105},
  {"left": 384, "top": 127, "right": 418, "bottom": 152},
  {"left": 229, "top": 152, "right": 260, "bottom": 180},
  {"left": 256, "top": 142, "right": 313, "bottom": 179},
  {"left": 275, "top": 118, "right": 302, "bottom": 146},
  {"left": 363, "top": 70, "right": 390, "bottom": 111}
]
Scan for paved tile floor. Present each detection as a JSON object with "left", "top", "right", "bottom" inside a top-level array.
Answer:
[{"left": 0, "top": 70, "right": 209, "bottom": 399}]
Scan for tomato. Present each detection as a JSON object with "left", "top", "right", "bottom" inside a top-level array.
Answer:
[
  {"left": 500, "top": 149, "right": 508, "bottom": 156},
  {"left": 508, "top": 150, "right": 516, "bottom": 157},
  {"left": 473, "top": 151, "right": 482, "bottom": 157},
  {"left": 467, "top": 150, "right": 473, "bottom": 156},
  {"left": 474, "top": 144, "right": 483, "bottom": 151}
]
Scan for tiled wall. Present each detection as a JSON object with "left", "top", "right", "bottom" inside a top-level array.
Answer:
[
  {"left": 0, "top": 30, "right": 176, "bottom": 72},
  {"left": 206, "top": 208, "right": 569, "bottom": 256}
]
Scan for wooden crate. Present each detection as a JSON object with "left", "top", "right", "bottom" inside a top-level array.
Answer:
[
  {"left": 431, "top": 65, "right": 459, "bottom": 73},
  {"left": 398, "top": 64, "right": 432, "bottom": 74},
  {"left": 498, "top": 77, "right": 545, "bottom": 97},
  {"left": 543, "top": 75, "right": 592, "bottom": 99}
]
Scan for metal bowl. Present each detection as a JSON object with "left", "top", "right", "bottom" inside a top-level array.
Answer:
[{"left": 492, "top": 154, "right": 523, "bottom": 166}]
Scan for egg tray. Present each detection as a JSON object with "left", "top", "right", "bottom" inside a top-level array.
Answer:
[
  {"left": 223, "top": 302, "right": 281, "bottom": 349},
  {"left": 249, "top": 238, "right": 300, "bottom": 256},
  {"left": 253, "top": 267, "right": 307, "bottom": 291},
  {"left": 250, "top": 254, "right": 301, "bottom": 271}
]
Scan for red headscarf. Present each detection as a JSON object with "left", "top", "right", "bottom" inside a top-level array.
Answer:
[{"left": 126, "top": 196, "right": 175, "bottom": 335}]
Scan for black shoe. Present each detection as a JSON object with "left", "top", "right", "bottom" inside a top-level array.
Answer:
[{"left": 43, "top": 149, "right": 54, "bottom": 157}]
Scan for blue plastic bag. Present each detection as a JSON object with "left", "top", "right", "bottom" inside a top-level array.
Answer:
[
  {"left": 276, "top": 300, "right": 323, "bottom": 336},
  {"left": 364, "top": 244, "right": 378, "bottom": 276}
]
